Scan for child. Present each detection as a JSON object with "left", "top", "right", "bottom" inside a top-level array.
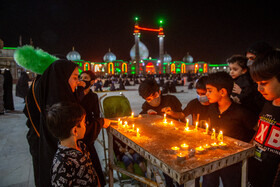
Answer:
[
  {"left": 182, "top": 76, "right": 210, "bottom": 123},
  {"left": 46, "top": 102, "right": 99, "bottom": 187},
  {"left": 138, "top": 78, "right": 184, "bottom": 187},
  {"left": 138, "top": 78, "right": 183, "bottom": 119},
  {"left": 227, "top": 54, "right": 261, "bottom": 115},
  {"left": 203, "top": 72, "right": 257, "bottom": 187},
  {"left": 248, "top": 50, "right": 280, "bottom": 187}
]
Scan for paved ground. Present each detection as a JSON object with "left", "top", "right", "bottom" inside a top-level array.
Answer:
[{"left": 0, "top": 83, "right": 197, "bottom": 187}]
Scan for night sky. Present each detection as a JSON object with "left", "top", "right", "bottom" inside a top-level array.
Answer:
[{"left": 1, "top": 0, "right": 280, "bottom": 64}]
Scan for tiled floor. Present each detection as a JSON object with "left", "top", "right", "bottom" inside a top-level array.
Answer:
[{"left": 0, "top": 84, "right": 196, "bottom": 187}]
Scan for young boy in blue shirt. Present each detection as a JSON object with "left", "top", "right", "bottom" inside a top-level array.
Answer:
[
  {"left": 46, "top": 102, "right": 99, "bottom": 187},
  {"left": 203, "top": 72, "right": 257, "bottom": 187},
  {"left": 248, "top": 50, "right": 280, "bottom": 187}
]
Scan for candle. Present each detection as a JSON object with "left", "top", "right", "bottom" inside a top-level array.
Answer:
[
  {"left": 210, "top": 142, "right": 218, "bottom": 149},
  {"left": 177, "top": 152, "right": 186, "bottom": 162},
  {"left": 131, "top": 112, "right": 134, "bottom": 118},
  {"left": 119, "top": 121, "right": 123, "bottom": 129},
  {"left": 203, "top": 123, "right": 209, "bottom": 134},
  {"left": 132, "top": 124, "right": 135, "bottom": 131},
  {"left": 186, "top": 118, "right": 189, "bottom": 129},
  {"left": 217, "top": 131, "right": 223, "bottom": 142},
  {"left": 164, "top": 113, "right": 166, "bottom": 120},
  {"left": 170, "top": 121, "right": 173, "bottom": 126},
  {"left": 218, "top": 142, "right": 227, "bottom": 149},
  {"left": 163, "top": 119, "right": 168, "bottom": 125},
  {"left": 118, "top": 118, "right": 121, "bottom": 128},
  {"left": 136, "top": 128, "right": 140, "bottom": 138},
  {"left": 195, "top": 146, "right": 205, "bottom": 154},
  {"left": 171, "top": 146, "right": 180, "bottom": 154},
  {"left": 184, "top": 127, "right": 192, "bottom": 132},
  {"left": 203, "top": 144, "right": 211, "bottom": 150},
  {"left": 124, "top": 121, "right": 128, "bottom": 128},
  {"left": 211, "top": 129, "right": 216, "bottom": 140},
  {"left": 194, "top": 121, "right": 198, "bottom": 131},
  {"left": 180, "top": 143, "right": 189, "bottom": 150}
]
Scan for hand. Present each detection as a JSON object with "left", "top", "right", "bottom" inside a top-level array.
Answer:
[
  {"left": 103, "top": 118, "right": 113, "bottom": 128},
  {"left": 147, "top": 109, "right": 157, "bottom": 115},
  {"left": 161, "top": 107, "right": 171, "bottom": 114},
  {"left": 230, "top": 95, "right": 241, "bottom": 104},
  {"left": 232, "top": 83, "right": 242, "bottom": 94}
]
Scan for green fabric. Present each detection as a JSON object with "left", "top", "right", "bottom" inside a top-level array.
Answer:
[
  {"left": 14, "top": 45, "right": 58, "bottom": 74},
  {"left": 103, "top": 96, "right": 132, "bottom": 118}
]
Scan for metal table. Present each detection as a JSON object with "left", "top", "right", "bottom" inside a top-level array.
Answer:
[{"left": 108, "top": 114, "right": 255, "bottom": 186}]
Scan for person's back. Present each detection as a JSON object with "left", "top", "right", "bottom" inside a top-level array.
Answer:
[{"left": 46, "top": 102, "right": 99, "bottom": 187}]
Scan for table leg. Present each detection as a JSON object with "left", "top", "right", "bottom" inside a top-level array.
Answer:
[
  {"left": 184, "top": 179, "right": 195, "bottom": 187},
  {"left": 241, "top": 158, "right": 248, "bottom": 187},
  {"left": 108, "top": 131, "right": 114, "bottom": 187}
]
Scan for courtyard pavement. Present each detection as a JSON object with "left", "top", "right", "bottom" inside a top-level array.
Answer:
[{"left": 0, "top": 83, "right": 197, "bottom": 187}]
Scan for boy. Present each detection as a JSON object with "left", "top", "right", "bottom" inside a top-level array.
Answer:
[
  {"left": 46, "top": 102, "right": 99, "bottom": 187},
  {"left": 248, "top": 50, "right": 280, "bottom": 187},
  {"left": 182, "top": 76, "right": 210, "bottom": 123},
  {"left": 203, "top": 72, "right": 257, "bottom": 187},
  {"left": 227, "top": 54, "right": 261, "bottom": 115},
  {"left": 138, "top": 78, "right": 184, "bottom": 187},
  {"left": 138, "top": 78, "right": 183, "bottom": 119}
]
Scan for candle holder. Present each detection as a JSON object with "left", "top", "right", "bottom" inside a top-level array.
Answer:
[
  {"left": 203, "top": 144, "right": 211, "bottom": 150},
  {"left": 195, "top": 146, "right": 206, "bottom": 154},
  {"left": 210, "top": 142, "right": 218, "bottom": 150},
  {"left": 218, "top": 142, "right": 227, "bottom": 149},
  {"left": 180, "top": 143, "right": 189, "bottom": 151},
  {"left": 171, "top": 146, "right": 180, "bottom": 154},
  {"left": 177, "top": 152, "right": 186, "bottom": 162}
]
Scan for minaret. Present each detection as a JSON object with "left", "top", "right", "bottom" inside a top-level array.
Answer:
[
  {"left": 134, "top": 17, "right": 140, "bottom": 74},
  {"left": 158, "top": 20, "right": 165, "bottom": 74}
]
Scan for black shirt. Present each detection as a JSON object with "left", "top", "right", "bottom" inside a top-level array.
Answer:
[
  {"left": 140, "top": 94, "right": 182, "bottom": 120},
  {"left": 208, "top": 102, "right": 257, "bottom": 142},
  {"left": 183, "top": 98, "right": 210, "bottom": 122}
]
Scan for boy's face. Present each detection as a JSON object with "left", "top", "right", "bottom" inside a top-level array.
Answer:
[
  {"left": 75, "top": 115, "right": 86, "bottom": 140},
  {"left": 229, "top": 62, "right": 246, "bottom": 79},
  {"left": 206, "top": 85, "right": 222, "bottom": 103},
  {"left": 256, "top": 77, "right": 280, "bottom": 101},
  {"left": 145, "top": 90, "right": 161, "bottom": 107}
]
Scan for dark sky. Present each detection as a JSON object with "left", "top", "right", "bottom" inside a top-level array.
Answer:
[{"left": 1, "top": 0, "right": 280, "bottom": 64}]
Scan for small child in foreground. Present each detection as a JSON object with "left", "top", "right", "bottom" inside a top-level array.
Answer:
[{"left": 46, "top": 102, "right": 100, "bottom": 187}]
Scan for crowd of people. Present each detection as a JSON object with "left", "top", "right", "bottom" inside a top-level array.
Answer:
[{"left": 9, "top": 41, "right": 280, "bottom": 187}]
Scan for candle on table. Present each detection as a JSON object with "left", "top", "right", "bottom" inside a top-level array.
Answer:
[
  {"left": 119, "top": 121, "right": 123, "bottom": 129},
  {"left": 184, "top": 127, "right": 191, "bottom": 132},
  {"left": 203, "top": 144, "right": 211, "bottom": 150},
  {"left": 218, "top": 142, "right": 227, "bottom": 149},
  {"left": 195, "top": 146, "right": 205, "bottom": 154},
  {"left": 132, "top": 124, "right": 135, "bottom": 131},
  {"left": 170, "top": 121, "right": 173, "bottom": 126},
  {"left": 186, "top": 118, "right": 189, "bottom": 129},
  {"left": 136, "top": 128, "right": 140, "bottom": 138},
  {"left": 217, "top": 131, "right": 223, "bottom": 142},
  {"left": 171, "top": 146, "right": 180, "bottom": 154},
  {"left": 203, "top": 123, "right": 209, "bottom": 134},
  {"left": 177, "top": 152, "right": 186, "bottom": 162},
  {"left": 210, "top": 142, "right": 218, "bottom": 149},
  {"left": 211, "top": 129, "right": 216, "bottom": 140},
  {"left": 131, "top": 112, "right": 134, "bottom": 118},
  {"left": 164, "top": 113, "right": 166, "bottom": 120},
  {"left": 180, "top": 143, "right": 189, "bottom": 151},
  {"left": 163, "top": 119, "right": 168, "bottom": 125},
  {"left": 124, "top": 121, "right": 128, "bottom": 128},
  {"left": 194, "top": 121, "right": 198, "bottom": 131}
]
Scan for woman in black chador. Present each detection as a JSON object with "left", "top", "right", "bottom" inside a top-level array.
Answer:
[
  {"left": 3, "top": 69, "right": 14, "bottom": 110},
  {"left": 25, "top": 60, "right": 80, "bottom": 186},
  {"left": 16, "top": 71, "right": 30, "bottom": 101}
]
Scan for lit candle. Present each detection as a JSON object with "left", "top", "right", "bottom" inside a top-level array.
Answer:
[
  {"left": 184, "top": 127, "right": 192, "bottom": 132},
  {"left": 163, "top": 119, "right": 168, "bottom": 125},
  {"left": 217, "top": 131, "right": 223, "bottom": 142},
  {"left": 210, "top": 142, "right": 218, "bottom": 149},
  {"left": 136, "top": 128, "right": 140, "bottom": 138},
  {"left": 195, "top": 146, "right": 205, "bottom": 154},
  {"left": 171, "top": 146, "right": 180, "bottom": 154},
  {"left": 203, "top": 123, "right": 209, "bottom": 134},
  {"left": 119, "top": 121, "right": 123, "bottom": 129},
  {"left": 218, "top": 142, "right": 227, "bottom": 149},
  {"left": 118, "top": 118, "right": 121, "bottom": 128},
  {"left": 194, "top": 121, "right": 198, "bottom": 131},
  {"left": 177, "top": 152, "right": 186, "bottom": 162},
  {"left": 132, "top": 124, "right": 135, "bottom": 131},
  {"left": 124, "top": 121, "right": 128, "bottom": 128},
  {"left": 211, "top": 129, "right": 216, "bottom": 140},
  {"left": 186, "top": 118, "right": 189, "bottom": 129},
  {"left": 203, "top": 144, "right": 211, "bottom": 150},
  {"left": 164, "top": 113, "right": 166, "bottom": 120},
  {"left": 131, "top": 112, "right": 134, "bottom": 118},
  {"left": 180, "top": 143, "right": 189, "bottom": 151},
  {"left": 170, "top": 121, "right": 173, "bottom": 126}
]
